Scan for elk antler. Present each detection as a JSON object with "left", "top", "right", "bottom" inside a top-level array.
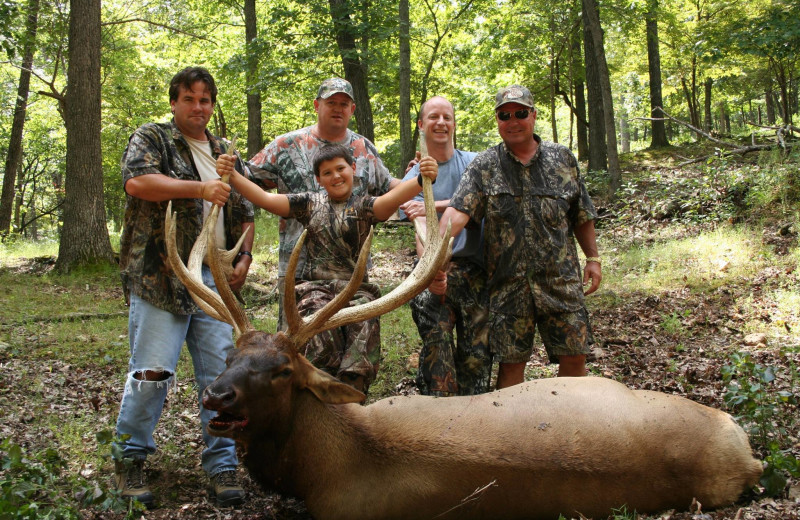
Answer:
[
  {"left": 283, "top": 174, "right": 452, "bottom": 348},
  {"left": 167, "top": 156, "right": 450, "bottom": 348},
  {"left": 165, "top": 202, "right": 252, "bottom": 337},
  {"left": 164, "top": 136, "right": 252, "bottom": 337}
]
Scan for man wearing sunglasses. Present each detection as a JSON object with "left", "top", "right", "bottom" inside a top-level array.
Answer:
[{"left": 437, "top": 85, "right": 601, "bottom": 388}]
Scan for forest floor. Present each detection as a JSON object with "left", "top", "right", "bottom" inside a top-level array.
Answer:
[{"left": 1, "top": 144, "right": 799, "bottom": 519}]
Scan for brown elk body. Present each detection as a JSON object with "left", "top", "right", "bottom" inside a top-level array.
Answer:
[
  {"left": 165, "top": 176, "right": 761, "bottom": 520},
  {"left": 205, "top": 331, "right": 761, "bottom": 520}
]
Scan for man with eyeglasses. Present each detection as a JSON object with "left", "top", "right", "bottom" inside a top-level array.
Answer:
[{"left": 437, "top": 85, "right": 601, "bottom": 388}]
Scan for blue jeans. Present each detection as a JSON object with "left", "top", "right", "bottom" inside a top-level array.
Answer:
[{"left": 114, "top": 266, "right": 237, "bottom": 477}]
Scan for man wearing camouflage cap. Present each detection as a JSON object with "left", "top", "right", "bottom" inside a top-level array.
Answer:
[
  {"left": 436, "top": 85, "right": 602, "bottom": 388},
  {"left": 243, "top": 77, "right": 401, "bottom": 331}
]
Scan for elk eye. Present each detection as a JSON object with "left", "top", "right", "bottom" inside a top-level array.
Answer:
[{"left": 275, "top": 368, "right": 292, "bottom": 379}]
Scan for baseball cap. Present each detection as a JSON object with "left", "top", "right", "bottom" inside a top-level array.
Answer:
[
  {"left": 494, "top": 85, "right": 534, "bottom": 109},
  {"left": 317, "top": 78, "right": 354, "bottom": 100}
]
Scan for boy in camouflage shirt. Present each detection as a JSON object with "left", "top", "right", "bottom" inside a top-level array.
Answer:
[{"left": 217, "top": 144, "right": 437, "bottom": 392}]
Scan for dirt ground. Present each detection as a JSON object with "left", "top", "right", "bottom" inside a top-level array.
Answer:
[{"left": 2, "top": 222, "right": 799, "bottom": 519}]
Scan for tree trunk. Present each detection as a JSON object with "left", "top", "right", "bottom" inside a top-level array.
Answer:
[
  {"left": 771, "top": 58, "right": 792, "bottom": 126},
  {"left": 703, "top": 78, "right": 713, "bottom": 132},
  {"left": 680, "top": 56, "right": 700, "bottom": 135},
  {"left": 244, "top": 0, "right": 263, "bottom": 159},
  {"left": 0, "top": 0, "right": 40, "bottom": 236},
  {"left": 766, "top": 89, "right": 776, "bottom": 124},
  {"left": 548, "top": 14, "right": 558, "bottom": 143},
  {"left": 645, "top": 0, "right": 669, "bottom": 148},
  {"left": 582, "top": 0, "right": 620, "bottom": 195},
  {"left": 619, "top": 101, "right": 630, "bottom": 153},
  {"left": 56, "top": 0, "right": 113, "bottom": 272},
  {"left": 572, "top": 32, "right": 589, "bottom": 161},
  {"left": 549, "top": 64, "right": 558, "bottom": 143},
  {"left": 723, "top": 105, "right": 731, "bottom": 134},
  {"left": 398, "top": 0, "right": 414, "bottom": 174},
  {"left": 582, "top": 0, "right": 607, "bottom": 174},
  {"left": 328, "top": 0, "right": 375, "bottom": 142}
]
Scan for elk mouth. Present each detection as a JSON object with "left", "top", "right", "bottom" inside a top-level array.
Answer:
[{"left": 207, "top": 411, "right": 249, "bottom": 436}]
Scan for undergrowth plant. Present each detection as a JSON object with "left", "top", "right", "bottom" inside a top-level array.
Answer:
[
  {"left": 0, "top": 434, "right": 138, "bottom": 519},
  {"left": 722, "top": 350, "right": 800, "bottom": 496}
]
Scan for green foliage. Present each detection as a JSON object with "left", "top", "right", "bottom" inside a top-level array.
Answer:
[
  {"left": 595, "top": 151, "right": 799, "bottom": 230},
  {"left": 0, "top": 0, "right": 20, "bottom": 59},
  {"left": 0, "top": 436, "right": 131, "bottom": 519},
  {"left": 747, "top": 158, "right": 800, "bottom": 212},
  {"left": 608, "top": 505, "right": 639, "bottom": 520},
  {"left": 722, "top": 351, "right": 800, "bottom": 496},
  {"left": 373, "top": 222, "right": 415, "bottom": 252},
  {"left": 660, "top": 309, "right": 690, "bottom": 336}
]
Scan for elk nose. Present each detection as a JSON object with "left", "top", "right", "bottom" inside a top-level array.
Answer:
[{"left": 202, "top": 385, "right": 236, "bottom": 409}]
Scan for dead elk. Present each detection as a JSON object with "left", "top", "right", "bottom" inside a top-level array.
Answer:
[{"left": 165, "top": 197, "right": 761, "bottom": 520}]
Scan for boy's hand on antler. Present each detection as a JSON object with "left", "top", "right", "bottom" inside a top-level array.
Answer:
[
  {"left": 216, "top": 154, "right": 236, "bottom": 178},
  {"left": 418, "top": 156, "right": 438, "bottom": 183}
]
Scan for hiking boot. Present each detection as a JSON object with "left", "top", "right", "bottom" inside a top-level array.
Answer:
[
  {"left": 113, "top": 458, "right": 155, "bottom": 509},
  {"left": 209, "top": 470, "right": 245, "bottom": 507}
]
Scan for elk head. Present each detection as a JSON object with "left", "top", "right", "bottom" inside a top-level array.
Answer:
[{"left": 165, "top": 176, "right": 451, "bottom": 444}]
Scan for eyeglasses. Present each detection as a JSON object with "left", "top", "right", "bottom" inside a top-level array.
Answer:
[{"left": 496, "top": 109, "right": 530, "bottom": 121}]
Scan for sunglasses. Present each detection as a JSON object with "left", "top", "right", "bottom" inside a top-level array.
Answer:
[{"left": 497, "top": 109, "right": 530, "bottom": 121}]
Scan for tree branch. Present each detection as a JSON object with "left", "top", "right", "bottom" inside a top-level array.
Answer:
[
  {"left": 652, "top": 107, "right": 738, "bottom": 149},
  {"left": 17, "top": 199, "right": 65, "bottom": 233},
  {"left": 102, "top": 18, "right": 215, "bottom": 43}
]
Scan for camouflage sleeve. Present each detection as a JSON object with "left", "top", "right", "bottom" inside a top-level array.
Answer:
[
  {"left": 245, "top": 143, "right": 284, "bottom": 192},
  {"left": 367, "top": 141, "right": 393, "bottom": 194},
  {"left": 120, "top": 124, "right": 167, "bottom": 186},
  {"left": 449, "top": 151, "right": 491, "bottom": 223},
  {"left": 231, "top": 190, "right": 255, "bottom": 223},
  {"left": 362, "top": 194, "right": 377, "bottom": 222},
  {"left": 286, "top": 192, "right": 313, "bottom": 225}
]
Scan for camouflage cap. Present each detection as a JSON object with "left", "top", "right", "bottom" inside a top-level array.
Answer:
[
  {"left": 494, "top": 85, "right": 534, "bottom": 109},
  {"left": 317, "top": 78, "right": 354, "bottom": 101}
]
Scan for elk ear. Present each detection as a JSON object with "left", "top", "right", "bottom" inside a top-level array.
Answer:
[{"left": 295, "top": 355, "right": 366, "bottom": 405}]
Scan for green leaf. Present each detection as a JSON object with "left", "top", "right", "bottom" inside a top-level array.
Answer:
[{"left": 760, "top": 464, "right": 788, "bottom": 497}]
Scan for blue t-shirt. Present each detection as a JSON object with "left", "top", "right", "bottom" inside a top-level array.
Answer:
[{"left": 401, "top": 149, "right": 482, "bottom": 263}]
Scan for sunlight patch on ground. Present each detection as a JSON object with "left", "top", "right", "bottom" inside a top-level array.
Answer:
[
  {"left": 606, "top": 226, "right": 763, "bottom": 293},
  {"left": 766, "top": 288, "right": 800, "bottom": 337},
  {"left": 0, "top": 237, "right": 59, "bottom": 260}
]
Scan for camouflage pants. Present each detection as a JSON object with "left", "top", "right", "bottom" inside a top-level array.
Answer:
[
  {"left": 410, "top": 260, "right": 492, "bottom": 396},
  {"left": 295, "top": 280, "right": 381, "bottom": 393}
]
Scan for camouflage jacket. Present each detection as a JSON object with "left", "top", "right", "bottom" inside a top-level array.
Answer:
[
  {"left": 119, "top": 121, "right": 254, "bottom": 315},
  {"left": 287, "top": 191, "right": 376, "bottom": 283},
  {"left": 245, "top": 126, "right": 392, "bottom": 277},
  {"left": 450, "top": 135, "right": 597, "bottom": 315}
]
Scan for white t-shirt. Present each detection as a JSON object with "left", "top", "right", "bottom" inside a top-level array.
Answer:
[{"left": 185, "top": 136, "right": 226, "bottom": 249}]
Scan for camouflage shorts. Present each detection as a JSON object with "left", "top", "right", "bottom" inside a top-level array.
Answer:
[
  {"left": 295, "top": 280, "right": 382, "bottom": 393},
  {"left": 410, "top": 260, "right": 492, "bottom": 396},
  {"left": 489, "top": 306, "right": 594, "bottom": 364}
]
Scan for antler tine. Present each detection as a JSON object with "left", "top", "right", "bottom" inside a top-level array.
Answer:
[
  {"left": 286, "top": 228, "right": 372, "bottom": 347},
  {"left": 205, "top": 204, "right": 253, "bottom": 337},
  {"left": 165, "top": 202, "right": 236, "bottom": 326},
  {"left": 411, "top": 131, "right": 451, "bottom": 268},
  {"left": 283, "top": 230, "right": 304, "bottom": 337},
  {"left": 323, "top": 215, "right": 450, "bottom": 331},
  {"left": 411, "top": 171, "right": 446, "bottom": 251}
]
